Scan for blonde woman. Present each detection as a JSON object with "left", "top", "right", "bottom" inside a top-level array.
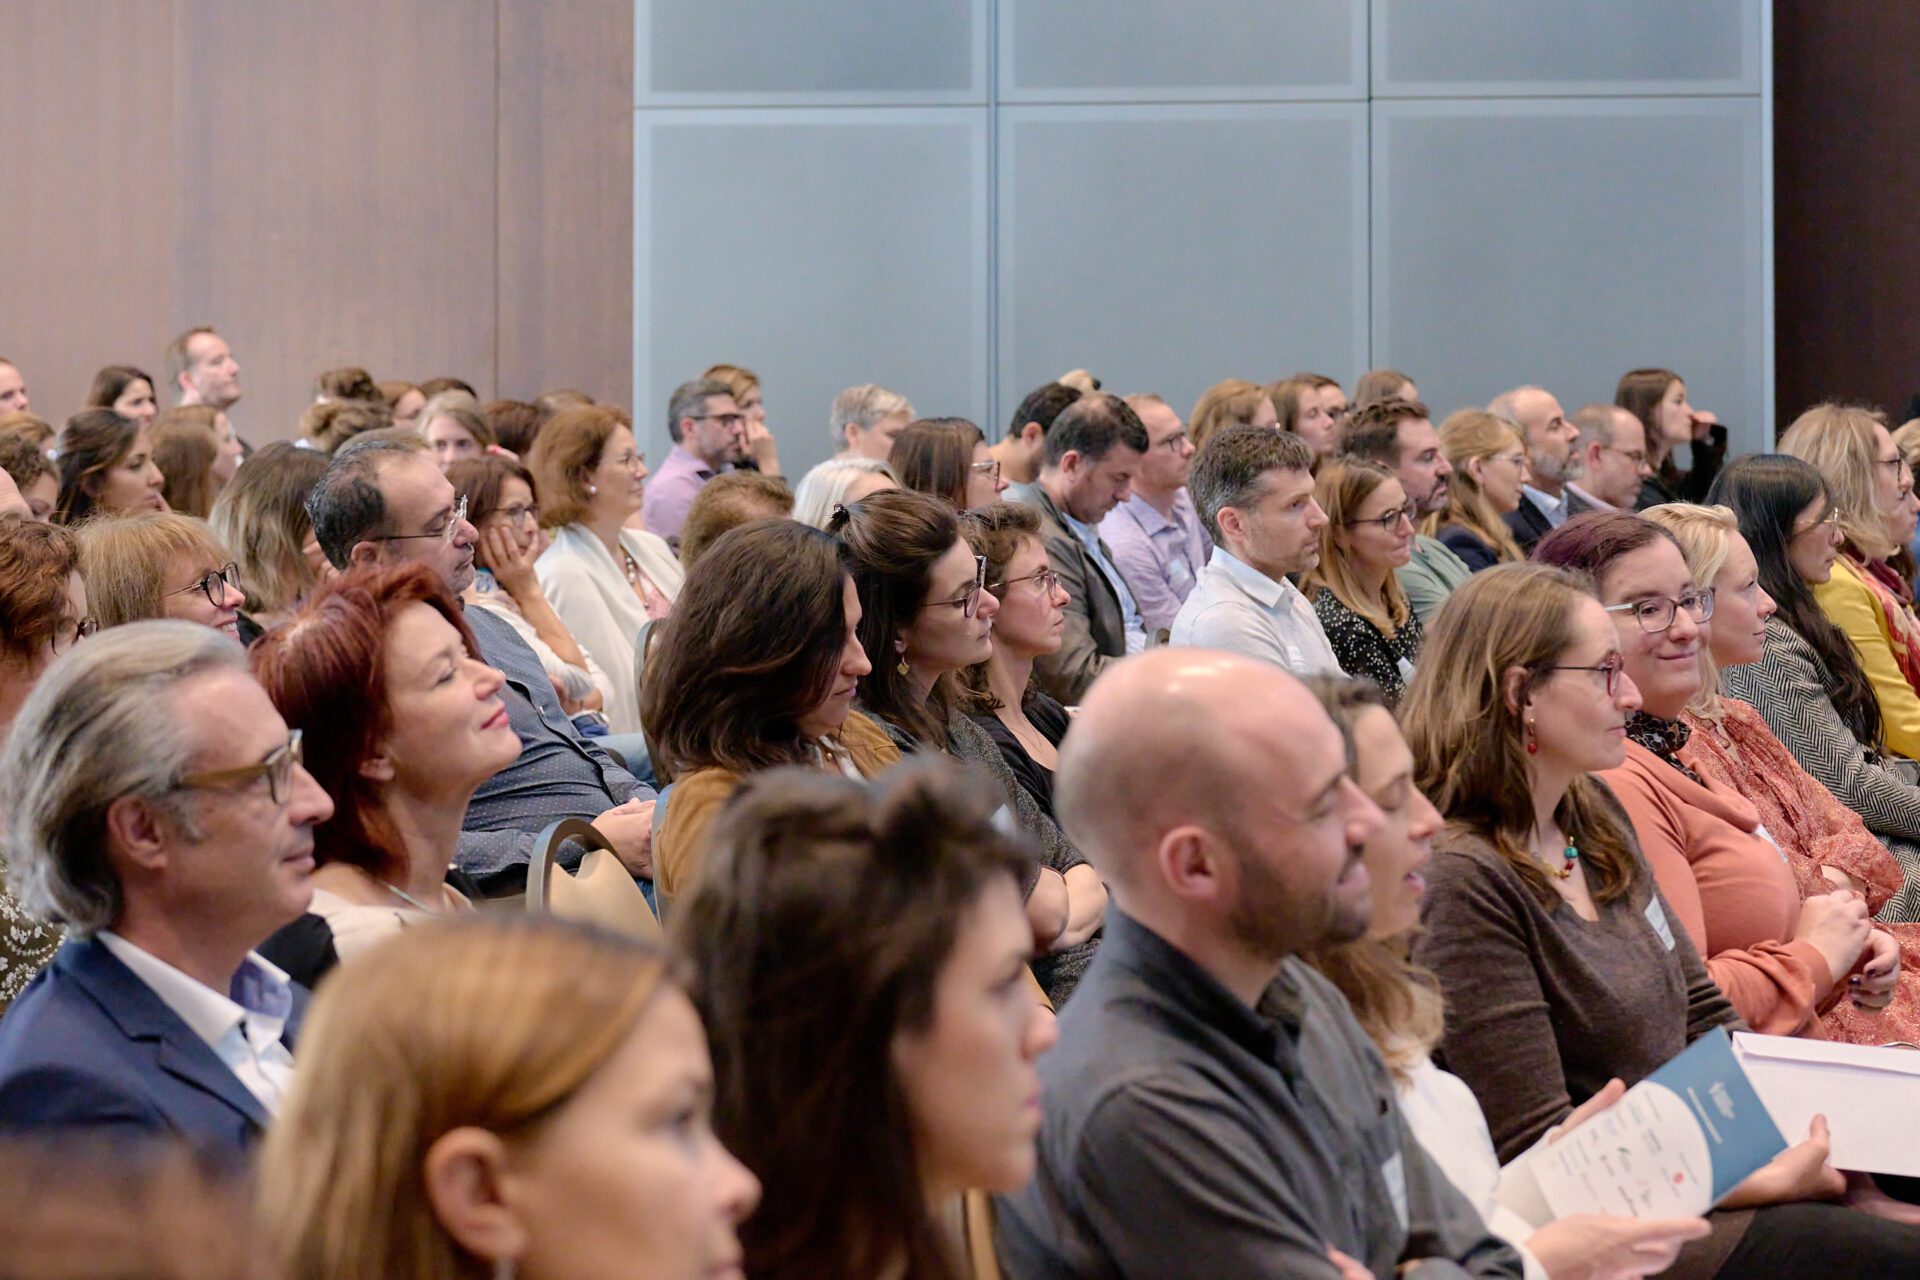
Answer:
[
  {"left": 1266, "top": 371, "right": 1348, "bottom": 461},
  {"left": 76, "top": 511, "right": 245, "bottom": 639},
  {"left": 1778, "top": 404, "right": 1920, "bottom": 762},
  {"left": 258, "top": 916, "right": 760, "bottom": 1280},
  {"left": 208, "top": 441, "right": 333, "bottom": 638},
  {"left": 1187, "top": 377, "right": 1276, "bottom": 450},
  {"left": 1424, "top": 410, "right": 1529, "bottom": 572},
  {"left": 419, "top": 390, "right": 503, "bottom": 471},
  {"left": 1305, "top": 458, "right": 1423, "bottom": 705}
]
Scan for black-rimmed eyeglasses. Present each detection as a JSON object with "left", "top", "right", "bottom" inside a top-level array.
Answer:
[
  {"left": 165, "top": 563, "right": 242, "bottom": 608},
  {"left": 1542, "top": 653, "right": 1626, "bottom": 698},
  {"left": 924, "top": 555, "right": 988, "bottom": 619},
  {"left": 1343, "top": 503, "right": 1416, "bottom": 531}
]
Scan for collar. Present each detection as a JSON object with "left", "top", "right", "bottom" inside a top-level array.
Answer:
[
  {"left": 1624, "top": 712, "right": 1704, "bottom": 785},
  {"left": 1522, "top": 483, "right": 1567, "bottom": 517},
  {"left": 1060, "top": 507, "right": 1104, "bottom": 547},
  {"left": 1208, "top": 545, "right": 1291, "bottom": 608},
  {"left": 664, "top": 443, "right": 716, "bottom": 479},
  {"left": 1101, "top": 909, "right": 1297, "bottom": 1060},
  {"left": 1117, "top": 491, "right": 1180, "bottom": 535},
  {"left": 96, "top": 932, "right": 293, "bottom": 1048},
  {"left": 1563, "top": 481, "right": 1615, "bottom": 512}
]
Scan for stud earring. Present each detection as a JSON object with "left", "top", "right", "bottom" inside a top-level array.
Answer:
[
  {"left": 1524, "top": 717, "right": 1538, "bottom": 756},
  {"left": 587, "top": 483, "right": 598, "bottom": 495}
]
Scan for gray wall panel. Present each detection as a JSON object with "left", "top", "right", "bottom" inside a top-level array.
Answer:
[
  {"left": 1372, "top": 99, "right": 1766, "bottom": 451},
  {"left": 635, "top": 110, "right": 988, "bottom": 474}
]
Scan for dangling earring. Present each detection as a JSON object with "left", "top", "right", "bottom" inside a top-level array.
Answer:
[
  {"left": 1524, "top": 717, "right": 1538, "bottom": 756},
  {"left": 896, "top": 657, "right": 911, "bottom": 677}
]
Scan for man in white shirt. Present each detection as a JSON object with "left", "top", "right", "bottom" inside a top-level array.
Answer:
[
  {"left": 1566, "top": 403, "right": 1655, "bottom": 513},
  {"left": 1488, "top": 385, "right": 1581, "bottom": 554},
  {"left": 0, "top": 621, "right": 333, "bottom": 1153},
  {"left": 1171, "top": 425, "right": 1339, "bottom": 676}
]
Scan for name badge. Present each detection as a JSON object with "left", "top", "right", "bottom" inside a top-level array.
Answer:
[
  {"left": 1396, "top": 656, "right": 1417, "bottom": 682},
  {"left": 1753, "top": 822, "right": 1789, "bottom": 865},
  {"left": 1645, "top": 896, "right": 1677, "bottom": 951},
  {"left": 1381, "top": 1151, "right": 1409, "bottom": 1230}
]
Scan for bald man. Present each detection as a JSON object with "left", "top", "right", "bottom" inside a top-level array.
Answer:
[
  {"left": 995, "top": 650, "right": 1524, "bottom": 1280},
  {"left": 1488, "top": 385, "right": 1580, "bottom": 553}
]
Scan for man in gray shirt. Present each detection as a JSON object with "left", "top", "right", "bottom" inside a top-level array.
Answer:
[{"left": 995, "top": 648, "right": 1523, "bottom": 1280}]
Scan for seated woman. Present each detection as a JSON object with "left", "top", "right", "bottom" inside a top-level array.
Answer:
[
  {"left": 1535, "top": 511, "right": 1879, "bottom": 1038},
  {"left": 378, "top": 379, "right": 426, "bottom": 432},
  {"left": 1306, "top": 676, "right": 1709, "bottom": 1280},
  {"left": 1713, "top": 455, "right": 1920, "bottom": 921},
  {"left": 834, "top": 489, "right": 1101, "bottom": 1002},
  {"left": 208, "top": 441, "right": 333, "bottom": 640},
  {"left": 419, "top": 391, "right": 502, "bottom": 471},
  {"left": 83, "top": 364, "right": 160, "bottom": 429},
  {"left": 890, "top": 417, "right": 1008, "bottom": 511},
  {"left": 77, "top": 511, "right": 245, "bottom": 639},
  {"left": 1619, "top": 367, "right": 1724, "bottom": 508},
  {"left": 0, "top": 433, "right": 57, "bottom": 521},
  {"left": 448, "top": 456, "right": 613, "bottom": 717},
  {"left": 1187, "top": 377, "right": 1277, "bottom": 450},
  {"left": 790, "top": 454, "right": 894, "bottom": 529},
  {"left": 150, "top": 405, "right": 242, "bottom": 518},
  {"left": 644, "top": 519, "right": 899, "bottom": 905},
  {"left": 259, "top": 916, "right": 760, "bottom": 1280},
  {"left": 249, "top": 565, "right": 520, "bottom": 986},
  {"left": 1266, "top": 371, "right": 1347, "bottom": 463},
  {"left": 1424, "top": 410, "right": 1529, "bottom": 572},
  {"left": 1643, "top": 502, "right": 1920, "bottom": 1045},
  {"left": 1403, "top": 563, "right": 1920, "bottom": 1278},
  {"left": 54, "top": 408, "right": 168, "bottom": 523},
  {"left": 526, "top": 406, "right": 682, "bottom": 736},
  {"left": 1778, "top": 405, "right": 1920, "bottom": 762},
  {"left": 0, "top": 515, "right": 89, "bottom": 1012},
  {"left": 677, "top": 759, "right": 1056, "bottom": 1280},
  {"left": 1305, "top": 457, "right": 1423, "bottom": 704}
]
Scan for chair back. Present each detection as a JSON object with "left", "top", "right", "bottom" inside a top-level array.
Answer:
[{"left": 526, "top": 817, "right": 662, "bottom": 941}]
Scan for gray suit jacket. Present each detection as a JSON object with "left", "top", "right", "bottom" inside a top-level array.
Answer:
[{"left": 1025, "top": 484, "right": 1127, "bottom": 704}]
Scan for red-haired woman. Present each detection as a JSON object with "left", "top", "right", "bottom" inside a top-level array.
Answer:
[{"left": 250, "top": 563, "right": 522, "bottom": 986}]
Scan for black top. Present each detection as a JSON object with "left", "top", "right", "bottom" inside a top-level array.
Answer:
[
  {"left": 969, "top": 691, "right": 1072, "bottom": 815},
  {"left": 1436, "top": 523, "right": 1502, "bottom": 573},
  {"left": 1637, "top": 421, "right": 1729, "bottom": 511},
  {"left": 1310, "top": 589, "right": 1423, "bottom": 707}
]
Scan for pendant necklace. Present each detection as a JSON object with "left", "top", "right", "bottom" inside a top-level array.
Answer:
[
  {"left": 384, "top": 881, "right": 438, "bottom": 912},
  {"left": 1548, "top": 842, "right": 1580, "bottom": 880}
]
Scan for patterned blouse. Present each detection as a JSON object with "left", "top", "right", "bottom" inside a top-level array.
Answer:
[
  {"left": 0, "top": 875, "right": 59, "bottom": 1017},
  {"left": 1311, "top": 588, "right": 1424, "bottom": 706}
]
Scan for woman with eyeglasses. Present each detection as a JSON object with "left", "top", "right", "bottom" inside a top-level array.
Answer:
[
  {"left": 249, "top": 564, "right": 519, "bottom": 987},
  {"left": 1424, "top": 410, "right": 1530, "bottom": 572},
  {"left": 835, "top": 489, "right": 1100, "bottom": 1003},
  {"left": 75, "top": 510, "right": 245, "bottom": 640},
  {"left": 1304, "top": 458, "right": 1424, "bottom": 706},
  {"left": 526, "top": 406, "right": 683, "bottom": 736},
  {"left": 1536, "top": 511, "right": 1878, "bottom": 1037},
  {"left": 890, "top": 416, "right": 1008, "bottom": 512}
]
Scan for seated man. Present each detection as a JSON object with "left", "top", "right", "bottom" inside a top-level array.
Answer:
[
  {"left": 996, "top": 380, "right": 1082, "bottom": 506},
  {"left": 995, "top": 648, "right": 1524, "bottom": 1279},
  {"left": 0, "top": 622, "right": 333, "bottom": 1154},
  {"left": 1338, "top": 397, "right": 1468, "bottom": 624},
  {"left": 1025, "top": 393, "right": 1150, "bottom": 703},
  {"left": 1172, "top": 425, "right": 1339, "bottom": 676},
  {"left": 306, "top": 438, "right": 656, "bottom": 895},
  {"left": 1565, "top": 403, "right": 1654, "bottom": 513},
  {"left": 1487, "top": 385, "right": 1580, "bottom": 554},
  {"left": 1099, "top": 393, "right": 1208, "bottom": 638}
]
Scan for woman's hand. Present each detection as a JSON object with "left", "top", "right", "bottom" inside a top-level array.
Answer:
[
  {"left": 1793, "top": 890, "right": 1872, "bottom": 987},
  {"left": 1525, "top": 1214, "right": 1711, "bottom": 1280},
  {"left": 1853, "top": 928, "right": 1901, "bottom": 1009},
  {"left": 1719, "top": 1115, "right": 1845, "bottom": 1208},
  {"left": 483, "top": 523, "right": 541, "bottom": 599}
]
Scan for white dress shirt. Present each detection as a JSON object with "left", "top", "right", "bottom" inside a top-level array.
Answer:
[
  {"left": 1520, "top": 484, "right": 1570, "bottom": 530},
  {"left": 1168, "top": 546, "right": 1340, "bottom": 676},
  {"left": 98, "top": 932, "right": 296, "bottom": 1114}
]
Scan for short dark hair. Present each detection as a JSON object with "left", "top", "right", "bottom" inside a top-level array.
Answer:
[
  {"left": 1189, "top": 424, "right": 1314, "bottom": 542},
  {"left": 1042, "top": 393, "right": 1149, "bottom": 468},
  {"left": 306, "top": 439, "right": 421, "bottom": 568},
  {"left": 667, "top": 377, "right": 732, "bottom": 444},
  {"left": 417, "top": 376, "right": 478, "bottom": 401},
  {"left": 1007, "top": 381, "right": 1082, "bottom": 442},
  {"left": 313, "top": 366, "right": 379, "bottom": 403},
  {"left": 483, "top": 399, "right": 544, "bottom": 456},
  {"left": 1339, "top": 397, "right": 1434, "bottom": 468}
]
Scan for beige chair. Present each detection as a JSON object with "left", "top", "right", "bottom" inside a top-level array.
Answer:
[{"left": 526, "top": 817, "right": 662, "bottom": 941}]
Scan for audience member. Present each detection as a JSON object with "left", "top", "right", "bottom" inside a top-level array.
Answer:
[
  {"left": 704, "top": 361, "right": 781, "bottom": 477},
  {"left": 1305, "top": 675, "right": 1710, "bottom": 1280},
  {"left": 0, "top": 357, "right": 28, "bottom": 415},
  {"left": 1535, "top": 512, "right": 1877, "bottom": 1037},
  {"left": 259, "top": 916, "right": 759, "bottom": 1280},
  {"left": 417, "top": 375, "right": 478, "bottom": 400},
  {"left": 1619, "top": 367, "right": 1724, "bottom": 507},
  {"left": 645, "top": 520, "right": 897, "bottom": 903},
  {"left": 834, "top": 490, "right": 1101, "bottom": 1000},
  {"left": 644, "top": 377, "right": 747, "bottom": 544},
  {"left": 830, "top": 382, "right": 915, "bottom": 462},
  {"left": 1354, "top": 367, "right": 1419, "bottom": 407},
  {"left": 1099, "top": 392, "right": 1208, "bottom": 636},
  {"left": 1892, "top": 420, "right": 1920, "bottom": 570},
  {"left": 418, "top": 390, "right": 498, "bottom": 470},
  {"left": 150, "top": 405, "right": 242, "bottom": 517},
  {"left": 1340, "top": 396, "right": 1471, "bottom": 623},
  {"left": 55, "top": 409, "right": 168, "bottom": 523},
  {"left": 311, "top": 366, "right": 378, "bottom": 405},
  {"left": 1713, "top": 455, "right": 1920, "bottom": 920},
  {"left": 1187, "top": 377, "right": 1276, "bottom": 451},
  {"left": 679, "top": 760, "right": 1048, "bottom": 1280},
  {"left": 84, "top": 365, "right": 160, "bottom": 429},
  {"left": 535, "top": 386, "right": 595, "bottom": 418},
  {"left": 164, "top": 327, "right": 242, "bottom": 413},
  {"left": 1404, "top": 563, "right": 1920, "bottom": 1276},
  {"left": 1778, "top": 404, "right": 1920, "bottom": 761},
  {"left": 1026, "top": 393, "right": 1151, "bottom": 702},
  {"left": 250, "top": 567, "right": 513, "bottom": 986},
  {"left": 1172, "top": 424, "right": 1338, "bottom": 675},
  {"left": 791, "top": 454, "right": 896, "bottom": 528},
  {"left": 1267, "top": 372, "right": 1348, "bottom": 462},
  {"left": 0, "top": 433, "right": 58, "bottom": 520},
  {"left": 0, "top": 622, "right": 332, "bottom": 1151},
  {"left": 891, "top": 416, "right": 1006, "bottom": 511},
  {"left": 1427, "top": 409, "right": 1529, "bottom": 571},
  {"left": 77, "top": 511, "right": 244, "bottom": 639},
  {"left": 528, "top": 406, "right": 683, "bottom": 735},
  {"left": 298, "top": 397, "right": 392, "bottom": 454},
  {"left": 0, "top": 409, "right": 55, "bottom": 453},
  {"left": 208, "top": 441, "right": 333, "bottom": 638},
  {"left": 676, "top": 470, "right": 793, "bottom": 571},
  {"left": 994, "top": 381, "right": 1081, "bottom": 503},
  {"left": 1489, "top": 385, "right": 1581, "bottom": 553},
  {"left": 483, "top": 397, "right": 542, "bottom": 456},
  {"left": 997, "top": 647, "right": 1522, "bottom": 1278},
  {"left": 306, "top": 438, "right": 657, "bottom": 893},
  {"left": 378, "top": 379, "right": 426, "bottom": 432},
  {"left": 1058, "top": 367, "right": 1102, "bottom": 394},
  {"left": 1305, "top": 457, "right": 1423, "bottom": 704}
]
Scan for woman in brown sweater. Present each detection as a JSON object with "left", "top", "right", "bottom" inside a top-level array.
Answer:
[{"left": 1404, "top": 563, "right": 1920, "bottom": 1278}]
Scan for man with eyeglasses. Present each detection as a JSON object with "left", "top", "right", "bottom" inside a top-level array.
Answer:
[
  {"left": 0, "top": 622, "right": 333, "bottom": 1153},
  {"left": 1489, "top": 385, "right": 1583, "bottom": 554},
  {"left": 641, "top": 377, "right": 751, "bottom": 548},
  {"left": 1100, "top": 393, "right": 1210, "bottom": 638},
  {"left": 1566, "top": 404, "right": 1655, "bottom": 513},
  {"left": 307, "top": 439, "right": 658, "bottom": 897}
]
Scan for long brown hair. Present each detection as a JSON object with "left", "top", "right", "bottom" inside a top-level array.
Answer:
[
  {"left": 1616, "top": 367, "right": 1682, "bottom": 473},
  {"left": 1304, "top": 457, "right": 1411, "bottom": 634},
  {"left": 54, "top": 408, "right": 144, "bottom": 525},
  {"left": 959, "top": 501, "right": 1043, "bottom": 711},
  {"left": 150, "top": 405, "right": 221, "bottom": 518},
  {"left": 1422, "top": 409, "right": 1526, "bottom": 564},
  {"left": 1400, "top": 563, "right": 1640, "bottom": 906},
  {"left": 675, "top": 758, "right": 1031, "bottom": 1280},
  {"left": 890, "top": 417, "right": 985, "bottom": 509}
]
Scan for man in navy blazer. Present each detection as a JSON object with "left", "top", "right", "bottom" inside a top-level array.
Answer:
[{"left": 0, "top": 621, "right": 333, "bottom": 1156}]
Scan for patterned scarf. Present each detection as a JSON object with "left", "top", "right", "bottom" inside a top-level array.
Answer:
[{"left": 1625, "top": 712, "right": 1704, "bottom": 785}]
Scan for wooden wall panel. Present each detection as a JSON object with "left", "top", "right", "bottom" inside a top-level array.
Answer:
[{"left": 497, "top": 0, "right": 635, "bottom": 408}]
